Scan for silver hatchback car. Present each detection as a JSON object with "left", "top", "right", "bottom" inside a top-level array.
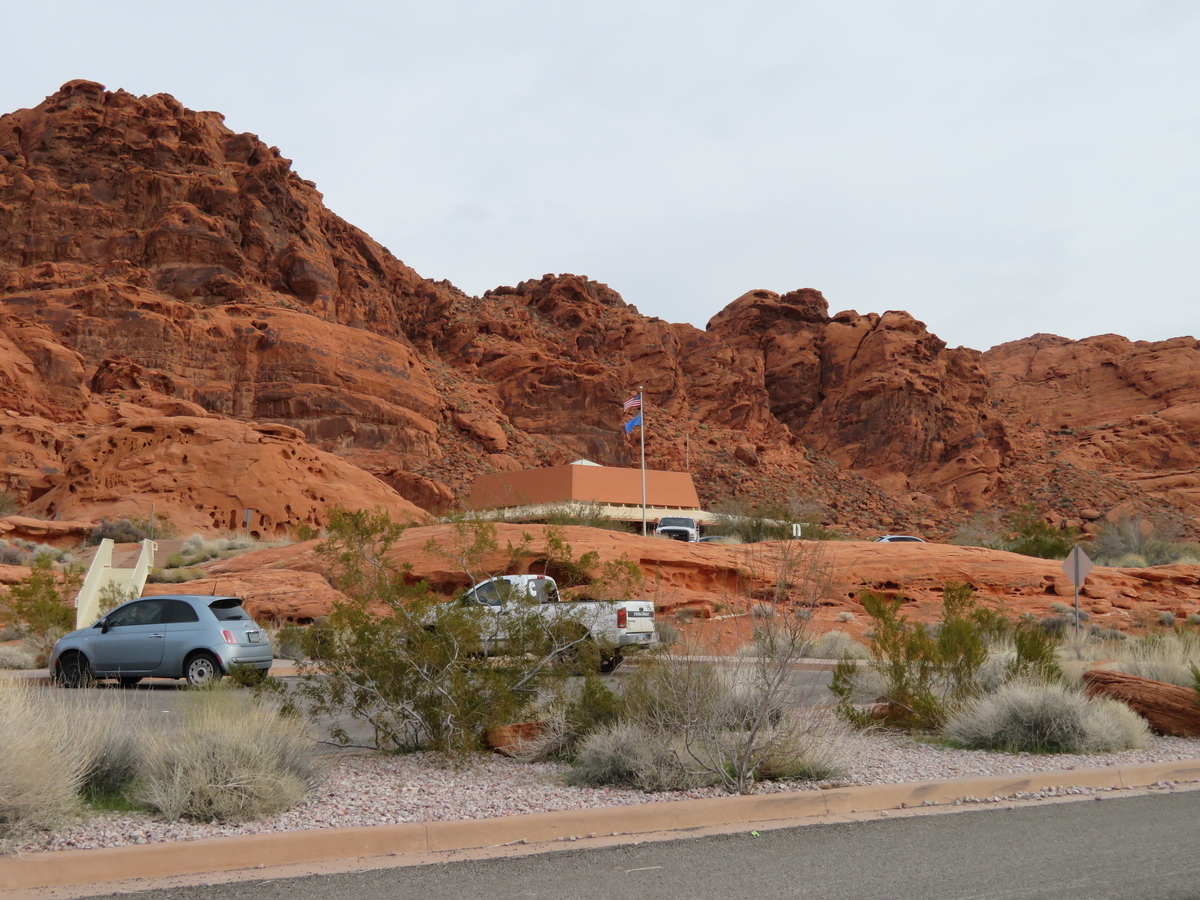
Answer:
[{"left": 49, "top": 594, "right": 273, "bottom": 687}]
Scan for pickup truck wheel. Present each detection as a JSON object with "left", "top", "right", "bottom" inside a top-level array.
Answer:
[{"left": 599, "top": 650, "right": 624, "bottom": 674}]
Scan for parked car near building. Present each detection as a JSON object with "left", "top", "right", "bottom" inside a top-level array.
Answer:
[{"left": 49, "top": 595, "right": 272, "bottom": 687}]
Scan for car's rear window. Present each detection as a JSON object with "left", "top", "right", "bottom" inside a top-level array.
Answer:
[{"left": 208, "top": 598, "right": 249, "bottom": 620}]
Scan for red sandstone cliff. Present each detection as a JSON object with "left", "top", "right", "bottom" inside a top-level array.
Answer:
[{"left": 0, "top": 81, "right": 1197, "bottom": 539}]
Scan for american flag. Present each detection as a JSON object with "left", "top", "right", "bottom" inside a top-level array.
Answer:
[{"left": 623, "top": 394, "right": 641, "bottom": 412}]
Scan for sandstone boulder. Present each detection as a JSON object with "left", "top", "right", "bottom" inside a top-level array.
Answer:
[{"left": 1083, "top": 669, "right": 1200, "bottom": 737}]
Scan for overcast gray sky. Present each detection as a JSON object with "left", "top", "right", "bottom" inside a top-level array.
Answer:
[{"left": 5, "top": 1, "right": 1197, "bottom": 351}]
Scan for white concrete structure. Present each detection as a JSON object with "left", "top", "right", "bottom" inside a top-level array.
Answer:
[{"left": 74, "top": 538, "right": 157, "bottom": 629}]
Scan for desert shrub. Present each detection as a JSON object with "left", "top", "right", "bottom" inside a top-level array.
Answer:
[
  {"left": 0, "top": 679, "right": 92, "bottom": 835},
  {"left": 569, "top": 722, "right": 715, "bottom": 792},
  {"left": 654, "top": 621, "right": 681, "bottom": 647},
  {"left": 134, "top": 690, "right": 321, "bottom": 822},
  {"left": 508, "top": 675, "right": 629, "bottom": 762},
  {"left": 290, "top": 509, "right": 591, "bottom": 757},
  {"left": 955, "top": 508, "right": 1080, "bottom": 560},
  {"left": 801, "top": 630, "right": 868, "bottom": 660},
  {"left": 0, "top": 544, "right": 24, "bottom": 566},
  {"left": 0, "top": 644, "right": 36, "bottom": 669},
  {"left": 1091, "top": 516, "right": 1198, "bottom": 567},
  {"left": 1006, "top": 513, "right": 1080, "bottom": 560},
  {"left": 1188, "top": 614, "right": 1200, "bottom": 627},
  {"left": 951, "top": 512, "right": 1007, "bottom": 550},
  {"left": 832, "top": 582, "right": 1061, "bottom": 730},
  {"left": 1076, "top": 631, "right": 1200, "bottom": 687},
  {"left": 675, "top": 607, "right": 697, "bottom": 624},
  {"left": 835, "top": 611, "right": 855, "bottom": 623},
  {"left": 1159, "top": 611, "right": 1179, "bottom": 627},
  {"left": 145, "top": 567, "right": 206, "bottom": 583},
  {"left": 943, "top": 680, "right": 1149, "bottom": 753},
  {"left": 0, "top": 489, "right": 21, "bottom": 517},
  {"left": 294, "top": 523, "right": 319, "bottom": 541},
  {"left": 165, "top": 552, "right": 188, "bottom": 569},
  {"left": 1049, "top": 602, "right": 1090, "bottom": 623},
  {"left": 540, "top": 501, "right": 633, "bottom": 533},
  {"left": 87, "top": 518, "right": 148, "bottom": 545},
  {"left": 0, "top": 557, "right": 82, "bottom": 662},
  {"left": 708, "top": 500, "right": 796, "bottom": 544},
  {"left": 590, "top": 542, "right": 854, "bottom": 796}
]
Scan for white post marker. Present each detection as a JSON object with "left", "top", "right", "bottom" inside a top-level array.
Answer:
[
  {"left": 1062, "top": 545, "right": 1095, "bottom": 650},
  {"left": 638, "top": 387, "right": 647, "bottom": 537}
]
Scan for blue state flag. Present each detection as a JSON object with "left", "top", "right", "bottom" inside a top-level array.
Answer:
[{"left": 624, "top": 412, "right": 642, "bottom": 434}]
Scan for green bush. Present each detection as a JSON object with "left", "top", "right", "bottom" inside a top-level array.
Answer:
[
  {"left": 290, "top": 508, "right": 593, "bottom": 757},
  {"left": 954, "top": 507, "right": 1080, "bottom": 560},
  {"left": 0, "top": 557, "right": 82, "bottom": 663},
  {"left": 832, "top": 583, "right": 1061, "bottom": 730},
  {"left": 943, "top": 680, "right": 1149, "bottom": 753}
]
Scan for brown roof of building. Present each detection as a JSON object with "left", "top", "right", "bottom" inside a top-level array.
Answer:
[{"left": 466, "top": 464, "right": 701, "bottom": 510}]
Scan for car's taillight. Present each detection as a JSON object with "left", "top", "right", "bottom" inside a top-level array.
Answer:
[
  {"left": 617, "top": 608, "right": 627, "bottom": 629},
  {"left": 221, "top": 629, "right": 238, "bottom": 645}
]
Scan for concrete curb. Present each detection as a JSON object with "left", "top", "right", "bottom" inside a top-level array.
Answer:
[{"left": 3, "top": 758, "right": 1199, "bottom": 892}]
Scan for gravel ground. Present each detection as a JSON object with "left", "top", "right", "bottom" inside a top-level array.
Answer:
[{"left": 11, "top": 729, "right": 1200, "bottom": 855}]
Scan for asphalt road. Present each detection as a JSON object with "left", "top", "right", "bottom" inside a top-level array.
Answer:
[{"left": 84, "top": 791, "right": 1200, "bottom": 900}]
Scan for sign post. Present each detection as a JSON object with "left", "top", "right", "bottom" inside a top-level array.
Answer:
[{"left": 1061, "top": 546, "right": 1095, "bottom": 654}]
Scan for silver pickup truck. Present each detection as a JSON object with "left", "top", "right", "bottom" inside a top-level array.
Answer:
[{"left": 462, "top": 574, "right": 657, "bottom": 672}]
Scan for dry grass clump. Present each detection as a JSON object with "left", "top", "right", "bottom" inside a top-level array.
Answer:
[
  {"left": 0, "top": 644, "right": 37, "bottom": 669},
  {"left": 0, "top": 679, "right": 91, "bottom": 835},
  {"left": 134, "top": 692, "right": 322, "bottom": 822},
  {"left": 1072, "top": 632, "right": 1200, "bottom": 687},
  {"left": 569, "top": 722, "right": 714, "bottom": 792},
  {"left": 943, "top": 680, "right": 1149, "bottom": 754}
]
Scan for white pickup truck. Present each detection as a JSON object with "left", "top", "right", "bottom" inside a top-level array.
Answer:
[
  {"left": 654, "top": 516, "right": 700, "bottom": 542},
  {"left": 462, "top": 574, "right": 657, "bottom": 672}
]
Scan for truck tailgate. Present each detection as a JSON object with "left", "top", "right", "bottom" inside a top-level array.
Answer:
[{"left": 621, "top": 601, "right": 656, "bottom": 633}]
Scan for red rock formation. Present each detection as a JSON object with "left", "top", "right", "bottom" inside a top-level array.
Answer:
[
  {"left": 211, "top": 524, "right": 1200, "bottom": 629},
  {"left": 0, "top": 81, "right": 1197, "bottom": 543},
  {"left": 1083, "top": 670, "right": 1200, "bottom": 737},
  {"left": 22, "top": 415, "right": 427, "bottom": 536}
]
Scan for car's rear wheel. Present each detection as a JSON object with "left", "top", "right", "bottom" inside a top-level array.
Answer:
[
  {"left": 118, "top": 676, "right": 143, "bottom": 688},
  {"left": 184, "top": 652, "right": 222, "bottom": 688},
  {"left": 57, "top": 652, "right": 93, "bottom": 688}
]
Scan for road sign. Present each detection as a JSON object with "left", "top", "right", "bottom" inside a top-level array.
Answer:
[{"left": 1062, "top": 546, "right": 1094, "bottom": 586}]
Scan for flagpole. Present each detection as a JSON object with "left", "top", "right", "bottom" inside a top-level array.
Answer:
[{"left": 639, "top": 387, "right": 647, "bottom": 536}]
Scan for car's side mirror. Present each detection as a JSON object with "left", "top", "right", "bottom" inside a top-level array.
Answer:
[{"left": 99, "top": 621, "right": 109, "bottom": 634}]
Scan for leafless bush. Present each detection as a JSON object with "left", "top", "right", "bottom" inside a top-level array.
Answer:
[{"left": 134, "top": 691, "right": 322, "bottom": 822}]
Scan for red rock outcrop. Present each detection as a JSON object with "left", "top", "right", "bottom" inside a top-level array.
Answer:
[
  {"left": 22, "top": 415, "right": 427, "bottom": 536},
  {"left": 1083, "top": 670, "right": 1200, "bottom": 737},
  {"left": 211, "top": 524, "right": 1200, "bottom": 629},
  {"left": 0, "top": 81, "right": 1198, "bottom": 543}
]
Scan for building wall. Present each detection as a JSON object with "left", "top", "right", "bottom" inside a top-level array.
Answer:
[{"left": 467, "top": 465, "right": 701, "bottom": 510}]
